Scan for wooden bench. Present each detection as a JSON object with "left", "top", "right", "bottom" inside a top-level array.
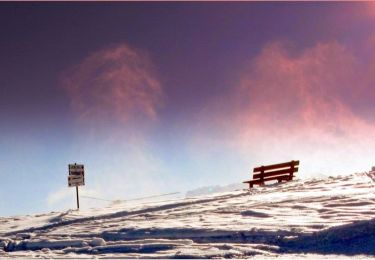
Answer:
[{"left": 243, "top": 160, "right": 299, "bottom": 188}]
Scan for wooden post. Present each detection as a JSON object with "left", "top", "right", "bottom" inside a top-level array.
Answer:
[
  {"left": 76, "top": 186, "right": 80, "bottom": 210},
  {"left": 289, "top": 161, "right": 295, "bottom": 181},
  {"left": 260, "top": 166, "right": 264, "bottom": 186}
]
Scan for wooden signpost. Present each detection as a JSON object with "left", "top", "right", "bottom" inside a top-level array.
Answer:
[{"left": 68, "top": 163, "right": 85, "bottom": 210}]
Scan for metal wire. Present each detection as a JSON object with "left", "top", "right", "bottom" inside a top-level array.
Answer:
[
  {"left": 80, "top": 195, "right": 113, "bottom": 202},
  {"left": 81, "top": 192, "right": 180, "bottom": 203}
]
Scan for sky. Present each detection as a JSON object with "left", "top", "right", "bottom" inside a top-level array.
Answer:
[{"left": 1, "top": 2, "right": 375, "bottom": 216}]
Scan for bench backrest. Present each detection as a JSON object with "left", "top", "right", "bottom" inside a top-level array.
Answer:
[{"left": 253, "top": 160, "right": 299, "bottom": 180}]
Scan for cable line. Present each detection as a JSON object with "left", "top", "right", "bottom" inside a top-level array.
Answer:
[
  {"left": 81, "top": 192, "right": 180, "bottom": 203},
  {"left": 80, "top": 195, "right": 113, "bottom": 202}
]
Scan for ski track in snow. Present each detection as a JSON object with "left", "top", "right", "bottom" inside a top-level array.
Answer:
[{"left": 1, "top": 172, "right": 375, "bottom": 258}]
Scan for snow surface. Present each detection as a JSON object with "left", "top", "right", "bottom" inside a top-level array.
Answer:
[{"left": 1, "top": 172, "right": 375, "bottom": 258}]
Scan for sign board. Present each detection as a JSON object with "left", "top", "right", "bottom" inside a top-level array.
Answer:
[
  {"left": 68, "top": 178, "right": 84, "bottom": 187},
  {"left": 68, "top": 175, "right": 85, "bottom": 187},
  {"left": 68, "top": 164, "right": 85, "bottom": 187},
  {"left": 69, "top": 164, "right": 84, "bottom": 176}
]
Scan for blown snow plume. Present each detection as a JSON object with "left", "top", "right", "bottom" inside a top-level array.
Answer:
[
  {"left": 53, "top": 44, "right": 168, "bottom": 211},
  {"left": 62, "top": 43, "right": 163, "bottom": 128},
  {"left": 195, "top": 40, "right": 375, "bottom": 177}
]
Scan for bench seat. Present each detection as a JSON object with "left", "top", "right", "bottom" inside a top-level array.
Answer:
[
  {"left": 243, "top": 175, "right": 292, "bottom": 187},
  {"left": 243, "top": 160, "right": 299, "bottom": 188}
]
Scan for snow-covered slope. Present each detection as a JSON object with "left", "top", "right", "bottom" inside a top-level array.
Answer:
[{"left": 1, "top": 172, "right": 375, "bottom": 258}]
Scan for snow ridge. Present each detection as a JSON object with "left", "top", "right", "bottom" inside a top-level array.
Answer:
[{"left": 0, "top": 172, "right": 375, "bottom": 258}]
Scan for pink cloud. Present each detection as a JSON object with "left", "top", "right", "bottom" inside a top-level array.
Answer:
[
  {"left": 366, "top": 2, "right": 375, "bottom": 17},
  {"left": 62, "top": 44, "right": 163, "bottom": 126},
  {"left": 196, "top": 40, "right": 375, "bottom": 176},
  {"left": 236, "top": 42, "right": 361, "bottom": 133}
]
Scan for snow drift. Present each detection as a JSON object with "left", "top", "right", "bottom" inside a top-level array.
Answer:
[{"left": 1, "top": 172, "right": 375, "bottom": 258}]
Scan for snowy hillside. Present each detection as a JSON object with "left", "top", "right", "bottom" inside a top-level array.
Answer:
[{"left": 1, "top": 172, "right": 375, "bottom": 258}]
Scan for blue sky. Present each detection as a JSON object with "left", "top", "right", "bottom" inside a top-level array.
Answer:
[{"left": 1, "top": 2, "right": 375, "bottom": 216}]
